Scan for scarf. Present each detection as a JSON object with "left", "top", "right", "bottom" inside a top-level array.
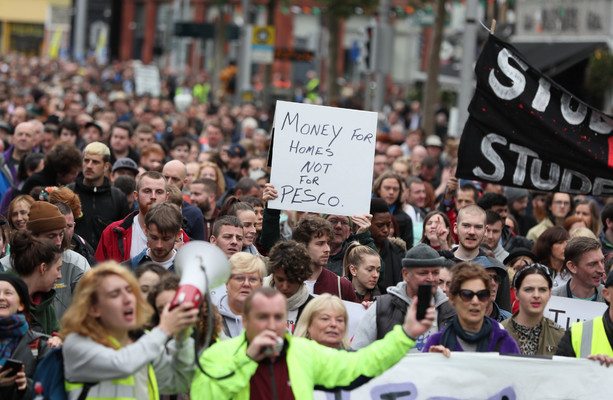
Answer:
[
  {"left": 439, "top": 315, "right": 493, "bottom": 352},
  {"left": 263, "top": 275, "right": 310, "bottom": 311},
  {"left": 0, "top": 314, "right": 28, "bottom": 366}
]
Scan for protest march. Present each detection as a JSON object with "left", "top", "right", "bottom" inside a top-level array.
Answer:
[{"left": 1, "top": 20, "right": 613, "bottom": 400}]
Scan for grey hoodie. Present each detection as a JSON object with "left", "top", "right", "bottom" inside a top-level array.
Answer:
[
  {"left": 1, "top": 249, "right": 90, "bottom": 321},
  {"left": 215, "top": 293, "right": 244, "bottom": 338},
  {"left": 352, "top": 281, "right": 452, "bottom": 352}
]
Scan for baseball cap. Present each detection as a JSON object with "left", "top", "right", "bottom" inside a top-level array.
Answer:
[
  {"left": 112, "top": 158, "right": 139, "bottom": 175},
  {"left": 225, "top": 144, "right": 246, "bottom": 158},
  {"left": 85, "top": 121, "right": 103, "bottom": 136}
]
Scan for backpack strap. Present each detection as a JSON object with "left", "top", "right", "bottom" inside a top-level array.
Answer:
[{"left": 78, "top": 383, "right": 94, "bottom": 400}]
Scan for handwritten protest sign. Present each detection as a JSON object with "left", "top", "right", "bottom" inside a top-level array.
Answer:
[
  {"left": 314, "top": 353, "right": 613, "bottom": 399},
  {"left": 545, "top": 295, "right": 607, "bottom": 330},
  {"left": 269, "top": 101, "right": 377, "bottom": 216}
]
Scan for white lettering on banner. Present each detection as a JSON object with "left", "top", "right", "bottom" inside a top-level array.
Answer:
[
  {"left": 560, "top": 93, "right": 588, "bottom": 125},
  {"left": 488, "top": 47, "right": 613, "bottom": 135},
  {"left": 488, "top": 48, "right": 528, "bottom": 100},
  {"left": 472, "top": 133, "right": 613, "bottom": 195},
  {"left": 531, "top": 78, "right": 551, "bottom": 112},
  {"left": 313, "top": 353, "right": 613, "bottom": 399},
  {"left": 589, "top": 111, "right": 613, "bottom": 134},
  {"left": 270, "top": 101, "right": 377, "bottom": 216},
  {"left": 472, "top": 133, "right": 506, "bottom": 181},
  {"left": 509, "top": 143, "right": 538, "bottom": 186}
]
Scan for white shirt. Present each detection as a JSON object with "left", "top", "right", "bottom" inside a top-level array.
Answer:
[
  {"left": 130, "top": 217, "right": 148, "bottom": 259},
  {"left": 305, "top": 279, "right": 316, "bottom": 295},
  {"left": 148, "top": 249, "right": 177, "bottom": 270},
  {"left": 287, "top": 308, "right": 299, "bottom": 334}
]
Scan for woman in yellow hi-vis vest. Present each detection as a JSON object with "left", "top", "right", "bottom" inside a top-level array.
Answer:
[
  {"left": 556, "top": 269, "right": 613, "bottom": 367},
  {"left": 59, "top": 262, "right": 198, "bottom": 399}
]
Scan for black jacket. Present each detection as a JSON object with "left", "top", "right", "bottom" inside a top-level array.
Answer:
[
  {"left": 71, "top": 233, "right": 97, "bottom": 266},
  {"left": 378, "top": 239, "right": 405, "bottom": 293},
  {"left": 69, "top": 174, "right": 131, "bottom": 249},
  {"left": 375, "top": 288, "right": 456, "bottom": 340},
  {"left": 0, "top": 330, "right": 50, "bottom": 400},
  {"left": 392, "top": 206, "right": 414, "bottom": 250},
  {"left": 19, "top": 167, "right": 58, "bottom": 196}
]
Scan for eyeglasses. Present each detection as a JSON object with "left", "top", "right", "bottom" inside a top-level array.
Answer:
[
  {"left": 231, "top": 275, "right": 260, "bottom": 285},
  {"left": 489, "top": 274, "right": 501, "bottom": 284},
  {"left": 458, "top": 289, "right": 490, "bottom": 302},
  {"left": 328, "top": 218, "right": 350, "bottom": 227},
  {"left": 553, "top": 200, "right": 570, "bottom": 207}
]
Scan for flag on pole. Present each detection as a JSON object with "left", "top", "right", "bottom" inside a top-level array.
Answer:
[{"left": 457, "top": 35, "right": 613, "bottom": 196}]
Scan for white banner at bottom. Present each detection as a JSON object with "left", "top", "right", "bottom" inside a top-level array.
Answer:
[{"left": 314, "top": 352, "right": 613, "bottom": 399}]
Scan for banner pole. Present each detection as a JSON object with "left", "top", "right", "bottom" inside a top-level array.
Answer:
[{"left": 490, "top": 19, "right": 497, "bottom": 35}]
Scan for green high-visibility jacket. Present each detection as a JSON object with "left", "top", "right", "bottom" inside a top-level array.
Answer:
[{"left": 190, "top": 324, "right": 416, "bottom": 400}]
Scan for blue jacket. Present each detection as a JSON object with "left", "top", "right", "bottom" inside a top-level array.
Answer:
[
  {"left": 123, "top": 247, "right": 175, "bottom": 272},
  {"left": 182, "top": 200, "right": 205, "bottom": 241},
  {"left": 0, "top": 146, "right": 17, "bottom": 197}
]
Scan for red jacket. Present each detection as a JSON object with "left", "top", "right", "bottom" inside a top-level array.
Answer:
[
  {"left": 95, "top": 211, "right": 137, "bottom": 262},
  {"left": 95, "top": 211, "right": 190, "bottom": 263},
  {"left": 314, "top": 267, "right": 358, "bottom": 303}
]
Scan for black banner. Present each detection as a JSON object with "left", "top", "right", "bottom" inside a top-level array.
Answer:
[{"left": 457, "top": 35, "right": 613, "bottom": 195}]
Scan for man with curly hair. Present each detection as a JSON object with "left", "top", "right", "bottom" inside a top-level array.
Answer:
[
  {"left": 293, "top": 215, "right": 358, "bottom": 302},
  {"left": 264, "top": 240, "right": 313, "bottom": 333}
]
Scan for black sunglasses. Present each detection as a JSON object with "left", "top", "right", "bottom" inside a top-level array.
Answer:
[{"left": 459, "top": 289, "right": 490, "bottom": 302}]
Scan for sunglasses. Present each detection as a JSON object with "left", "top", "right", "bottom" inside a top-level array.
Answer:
[{"left": 459, "top": 289, "right": 490, "bottom": 302}]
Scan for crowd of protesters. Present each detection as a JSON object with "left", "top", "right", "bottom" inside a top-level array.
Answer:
[{"left": 0, "top": 54, "right": 612, "bottom": 399}]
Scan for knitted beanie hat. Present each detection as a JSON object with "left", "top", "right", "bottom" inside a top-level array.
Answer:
[
  {"left": 504, "top": 187, "right": 529, "bottom": 205},
  {"left": 26, "top": 201, "right": 66, "bottom": 234},
  {"left": 401, "top": 243, "right": 445, "bottom": 268}
]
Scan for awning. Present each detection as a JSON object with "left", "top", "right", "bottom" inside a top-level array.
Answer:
[
  {"left": 413, "top": 40, "right": 605, "bottom": 90},
  {"left": 511, "top": 41, "right": 606, "bottom": 76}
]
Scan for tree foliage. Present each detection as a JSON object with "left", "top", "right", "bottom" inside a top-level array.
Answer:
[
  {"left": 585, "top": 48, "right": 613, "bottom": 99},
  {"left": 318, "top": 0, "right": 376, "bottom": 104},
  {"left": 318, "top": 0, "right": 377, "bottom": 18}
]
